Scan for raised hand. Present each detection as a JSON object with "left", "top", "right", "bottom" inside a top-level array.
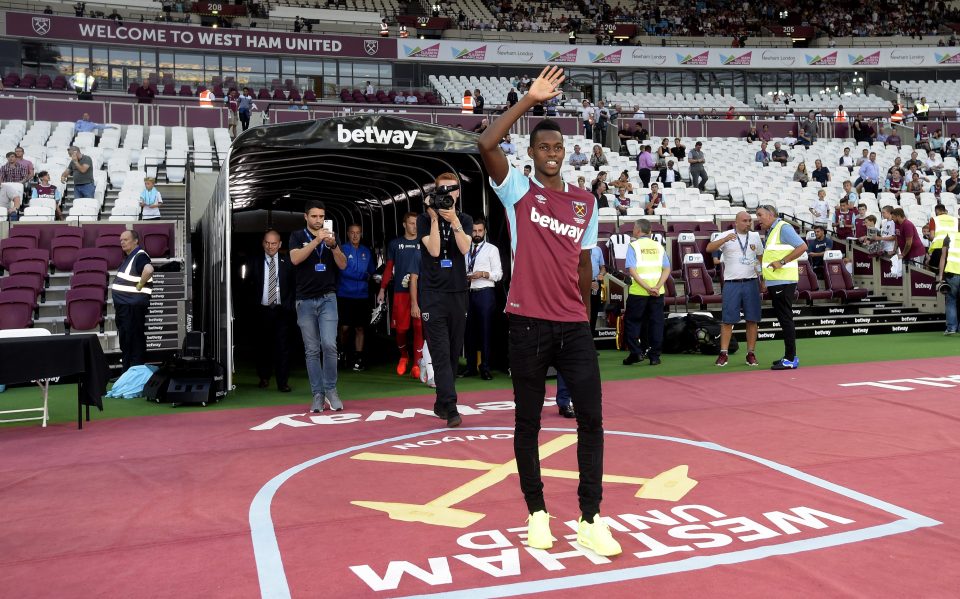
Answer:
[{"left": 526, "top": 66, "right": 565, "bottom": 104}]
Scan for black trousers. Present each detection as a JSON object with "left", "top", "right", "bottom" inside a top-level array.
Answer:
[
  {"left": 509, "top": 315, "right": 603, "bottom": 520},
  {"left": 115, "top": 302, "right": 147, "bottom": 371},
  {"left": 624, "top": 294, "right": 664, "bottom": 359},
  {"left": 590, "top": 287, "right": 602, "bottom": 338},
  {"left": 464, "top": 287, "right": 495, "bottom": 371},
  {"left": 638, "top": 168, "right": 651, "bottom": 187},
  {"left": 256, "top": 304, "right": 291, "bottom": 387},
  {"left": 862, "top": 180, "right": 880, "bottom": 194},
  {"left": 930, "top": 248, "right": 942, "bottom": 274},
  {"left": 768, "top": 283, "right": 797, "bottom": 360},
  {"left": 420, "top": 289, "right": 468, "bottom": 416},
  {"left": 239, "top": 110, "right": 251, "bottom": 131}
]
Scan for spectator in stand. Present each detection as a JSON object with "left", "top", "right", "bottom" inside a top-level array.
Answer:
[
  {"left": 394, "top": 91, "right": 406, "bottom": 104},
  {"left": 635, "top": 144, "right": 655, "bottom": 187},
  {"left": 13, "top": 147, "right": 33, "bottom": 186},
  {"left": 945, "top": 170, "right": 960, "bottom": 194},
  {"left": 135, "top": 81, "right": 155, "bottom": 104},
  {"left": 858, "top": 151, "right": 881, "bottom": 194},
  {"left": 842, "top": 179, "right": 859, "bottom": 204},
  {"left": 237, "top": 87, "right": 256, "bottom": 131},
  {"left": 613, "top": 186, "right": 630, "bottom": 216},
  {"left": 905, "top": 172, "right": 925, "bottom": 196},
  {"left": 854, "top": 202, "right": 870, "bottom": 239},
  {"left": 471, "top": 118, "right": 488, "bottom": 134},
  {"left": 0, "top": 152, "right": 26, "bottom": 220},
  {"left": 576, "top": 176, "right": 586, "bottom": 191},
  {"left": 884, "top": 128, "right": 901, "bottom": 148},
  {"left": 139, "top": 177, "right": 162, "bottom": 219},
  {"left": 835, "top": 197, "right": 856, "bottom": 239},
  {"left": 594, "top": 100, "right": 610, "bottom": 145},
  {"left": 406, "top": 92, "right": 418, "bottom": 104},
  {"left": 616, "top": 121, "right": 639, "bottom": 151},
  {"left": 793, "top": 161, "right": 810, "bottom": 187},
  {"left": 655, "top": 138, "right": 671, "bottom": 168},
  {"left": 746, "top": 126, "right": 760, "bottom": 142},
  {"left": 771, "top": 142, "right": 789, "bottom": 166},
  {"left": 807, "top": 225, "right": 833, "bottom": 276},
  {"left": 365, "top": 81, "right": 375, "bottom": 95},
  {"left": 688, "top": 141, "right": 708, "bottom": 192},
  {"left": 337, "top": 223, "right": 376, "bottom": 371},
  {"left": 591, "top": 179, "right": 609, "bottom": 209},
  {"left": 860, "top": 215, "right": 883, "bottom": 256},
  {"left": 225, "top": 89, "right": 239, "bottom": 138},
  {"left": 812, "top": 158, "right": 831, "bottom": 187},
  {"left": 916, "top": 125, "right": 931, "bottom": 151},
  {"left": 31, "top": 170, "right": 62, "bottom": 220},
  {"left": 589, "top": 144, "right": 607, "bottom": 169},
  {"left": 887, "top": 157, "right": 906, "bottom": 180},
  {"left": 60, "top": 146, "right": 95, "bottom": 200},
  {"left": 659, "top": 160, "right": 680, "bottom": 188},
  {"left": 499, "top": 134, "right": 516, "bottom": 155},
  {"left": 892, "top": 207, "right": 926, "bottom": 267},
  {"left": 74, "top": 112, "right": 115, "bottom": 138},
  {"left": 580, "top": 99, "right": 594, "bottom": 140},
  {"left": 797, "top": 111, "right": 817, "bottom": 147},
  {"left": 839, "top": 147, "right": 855, "bottom": 173},
  {"left": 945, "top": 133, "right": 960, "bottom": 158},
  {"left": 931, "top": 178, "right": 944, "bottom": 199},
  {"left": 506, "top": 88, "right": 518, "bottom": 108},
  {"left": 924, "top": 150, "right": 944, "bottom": 176},
  {"left": 904, "top": 150, "right": 922, "bottom": 171},
  {"left": 473, "top": 88, "right": 484, "bottom": 115},
  {"left": 886, "top": 169, "right": 905, "bottom": 198},
  {"left": 636, "top": 122, "right": 650, "bottom": 141},
  {"left": 877, "top": 205, "right": 898, "bottom": 257},
  {"left": 759, "top": 124, "right": 772, "bottom": 142},
  {"left": 755, "top": 141, "right": 771, "bottom": 165},
  {"left": 568, "top": 144, "right": 588, "bottom": 168},
  {"left": 671, "top": 138, "right": 686, "bottom": 161},
  {"left": 645, "top": 183, "right": 664, "bottom": 215},
  {"left": 810, "top": 188, "right": 832, "bottom": 227},
  {"left": 931, "top": 129, "right": 944, "bottom": 153},
  {"left": 611, "top": 170, "right": 633, "bottom": 194},
  {"left": 522, "top": 165, "right": 532, "bottom": 177}
]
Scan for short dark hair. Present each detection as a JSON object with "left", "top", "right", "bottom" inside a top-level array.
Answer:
[
  {"left": 891, "top": 208, "right": 906, "bottom": 219},
  {"left": 473, "top": 215, "right": 486, "bottom": 227},
  {"left": 529, "top": 118, "right": 562, "bottom": 145},
  {"left": 5, "top": 152, "right": 14, "bottom": 158},
  {"left": 840, "top": 197, "right": 849, "bottom": 204},
  {"left": 37, "top": 170, "right": 48, "bottom": 179},
  {"left": 814, "top": 225, "right": 826, "bottom": 232},
  {"left": 402, "top": 211, "right": 417, "bottom": 221},
  {"left": 936, "top": 203, "right": 947, "bottom": 213},
  {"left": 304, "top": 201, "right": 325, "bottom": 214}
]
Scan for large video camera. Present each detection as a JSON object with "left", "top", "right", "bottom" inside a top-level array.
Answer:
[{"left": 427, "top": 183, "right": 459, "bottom": 211}]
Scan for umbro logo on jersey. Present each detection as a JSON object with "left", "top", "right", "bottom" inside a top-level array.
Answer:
[
  {"left": 530, "top": 206, "right": 585, "bottom": 243},
  {"left": 535, "top": 194, "right": 547, "bottom": 204}
]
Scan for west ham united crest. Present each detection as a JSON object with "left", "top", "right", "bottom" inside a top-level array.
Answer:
[
  {"left": 32, "top": 17, "right": 51, "bottom": 36},
  {"left": 572, "top": 201, "right": 587, "bottom": 218},
  {"left": 363, "top": 40, "right": 379, "bottom": 56}
]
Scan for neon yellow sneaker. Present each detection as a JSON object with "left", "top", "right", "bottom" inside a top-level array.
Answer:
[
  {"left": 577, "top": 516, "right": 622, "bottom": 556},
  {"left": 526, "top": 510, "right": 554, "bottom": 550}
]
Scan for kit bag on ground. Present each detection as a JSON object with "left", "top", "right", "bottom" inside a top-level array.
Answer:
[{"left": 662, "top": 313, "right": 737, "bottom": 355}]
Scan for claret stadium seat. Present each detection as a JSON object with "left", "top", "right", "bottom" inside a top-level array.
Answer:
[
  {"left": 682, "top": 253, "right": 722, "bottom": 308},
  {"left": 823, "top": 250, "right": 869, "bottom": 302},
  {"left": 797, "top": 255, "right": 833, "bottom": 303}
]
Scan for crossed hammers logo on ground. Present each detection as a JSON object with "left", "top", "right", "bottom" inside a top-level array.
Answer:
[{"left": 350, "top": 434, "right": 698, "bottom": 528}]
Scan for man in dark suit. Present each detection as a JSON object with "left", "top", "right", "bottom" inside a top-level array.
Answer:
[
  {"left": 658, "top": 159, "right": 682, "bottom": 188},
  {"left": 248, "top": 229, "right": 295, "bottom": 392}
]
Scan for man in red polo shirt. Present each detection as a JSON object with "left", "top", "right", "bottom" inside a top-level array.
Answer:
[{"left": 892, "top": 207, "right": 926, "bottom": 267}]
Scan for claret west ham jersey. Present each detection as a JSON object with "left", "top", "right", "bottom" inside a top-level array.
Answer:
[{"left": 490, "top": 165, "right": 598, "bottom": 322}]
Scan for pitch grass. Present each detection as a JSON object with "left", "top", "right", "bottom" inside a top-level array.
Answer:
[{"left": 1, "top": 332, "right": 956, "bottom": 428}]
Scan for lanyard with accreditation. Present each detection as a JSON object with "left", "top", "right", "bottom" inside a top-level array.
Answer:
[{"left": 303, "top": 228, "right": 328, "bottom": 272}]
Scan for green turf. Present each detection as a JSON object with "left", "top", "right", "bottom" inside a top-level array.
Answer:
[{"left": 2, "top": 332, "right": 956, "bottom": 427}]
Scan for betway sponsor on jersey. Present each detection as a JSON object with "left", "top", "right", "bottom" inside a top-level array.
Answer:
[
  {"left": 530, "top": 206, "right": 585, "bottom": 243},
  {"left": 337, "top": 124, "right": 418, "bottom": 149}
]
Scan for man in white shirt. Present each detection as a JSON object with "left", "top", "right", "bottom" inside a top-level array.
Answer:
[
  {"left": 879, "top": 205, "right": 898, "bottom": 256},
  {"left": 460, "top": 217, "right": 503, "bottom": 380},
  {"left": 579, "top": 100, "right": 595, "bottom": 140},
  {"left": 705, "top": 211, "right": 764, "bottom": 367},
  {"left": 810, "top": 188, "right": 832, "bottom": 227},
  {"left": 365, "top": 81, "right": 375, "bottom": 95}
]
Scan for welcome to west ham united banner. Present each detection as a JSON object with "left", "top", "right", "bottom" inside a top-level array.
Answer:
[{"left": 3, "top": 11, "right": 395, "bottom": 59}]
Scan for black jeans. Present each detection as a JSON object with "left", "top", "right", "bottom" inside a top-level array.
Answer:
[
  {"left": 638, "top": 168, "right": 651, "bottom": 188},
  {"left": 239, "top": 110, "right": 251, "bottom": 131},
  {"left": 256, "top": 304, "right": 291, "bottom": 387},
  {"left": 862, "top": 180, "right": 880, "bottom": 194},
  {"left": 420, "top": 289, "right": 468, "bottom": 417},
  {"left": 509, "top": 315, "right": 603, "bottom": 520},
  {"left": 624, "top": 294, "right": 664, "bottom": 359},
  {"left": 465, "top": 287, "right": 495, "bottom": 371},
  {"left": 768, "top": 283, "right": 797, "bottom": 360},
  {"left": 115, "top": 302, "right": 147, "bottom": 371}
]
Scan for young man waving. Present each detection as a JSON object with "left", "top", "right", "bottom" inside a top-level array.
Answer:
[{"left": 478, "top": 66, "right": 621, "bottom": 557}]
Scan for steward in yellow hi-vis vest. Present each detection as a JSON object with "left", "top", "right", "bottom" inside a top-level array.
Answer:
[
  {"left": 757, "top": 206, "right": 807, "bottom": 370},
  {"left": 623, "top": 220, "right": 670, "bottom": 366},
  {"left": 938, "top": 231, "right": 960, "bottom": 334}
]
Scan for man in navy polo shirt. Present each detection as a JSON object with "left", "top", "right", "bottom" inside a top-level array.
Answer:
[
  {"left": 289, "top": 201, "right": 348, "bottom": 413},
  {"left": 337, "top": 223, "right": 376, "bottom": 371}
]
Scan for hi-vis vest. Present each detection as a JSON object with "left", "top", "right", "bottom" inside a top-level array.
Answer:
[
  {"left": 199, "top": 89, "right": 214, "bottom": 107},
  {"left": 945, "top": 233, "right": 960, "bottom": 275},
  {"left": 762, "top": 220, "right": 799, "bottom": 282},
  {"left": 628, "top": 237, "right": 665, "bottom": 296},
  {"left": 931, "top": 214, "right": 958, "bottom": 250},
  {"left": 834, "top": 110, "right": 847, "bottom": 122},
  {"left": 916, "top": 102, "right": 929, "bottom": 115},
  {"left": 111, "top": 248, "right": 153, "bottom": 297},
  {"left": 399, "top": 25, "right": 409, "bottom": 38},
  {"left": 462, "top": 95, "right": 475, "bottom": 114},
  {"left": 891, "top": 107, "right": 904, "bottom": 123},
  {"left": 379, "top": 22, "right": 389, "bottom": 37}
]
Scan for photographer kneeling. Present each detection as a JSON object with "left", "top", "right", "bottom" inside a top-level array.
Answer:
[{"left": 418, "top": 172, "right": 474, "bottom": 427}]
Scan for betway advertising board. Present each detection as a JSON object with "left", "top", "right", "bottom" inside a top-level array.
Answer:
[{"left": 397, "top": 41, "right": 960, "bottom": 69}]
